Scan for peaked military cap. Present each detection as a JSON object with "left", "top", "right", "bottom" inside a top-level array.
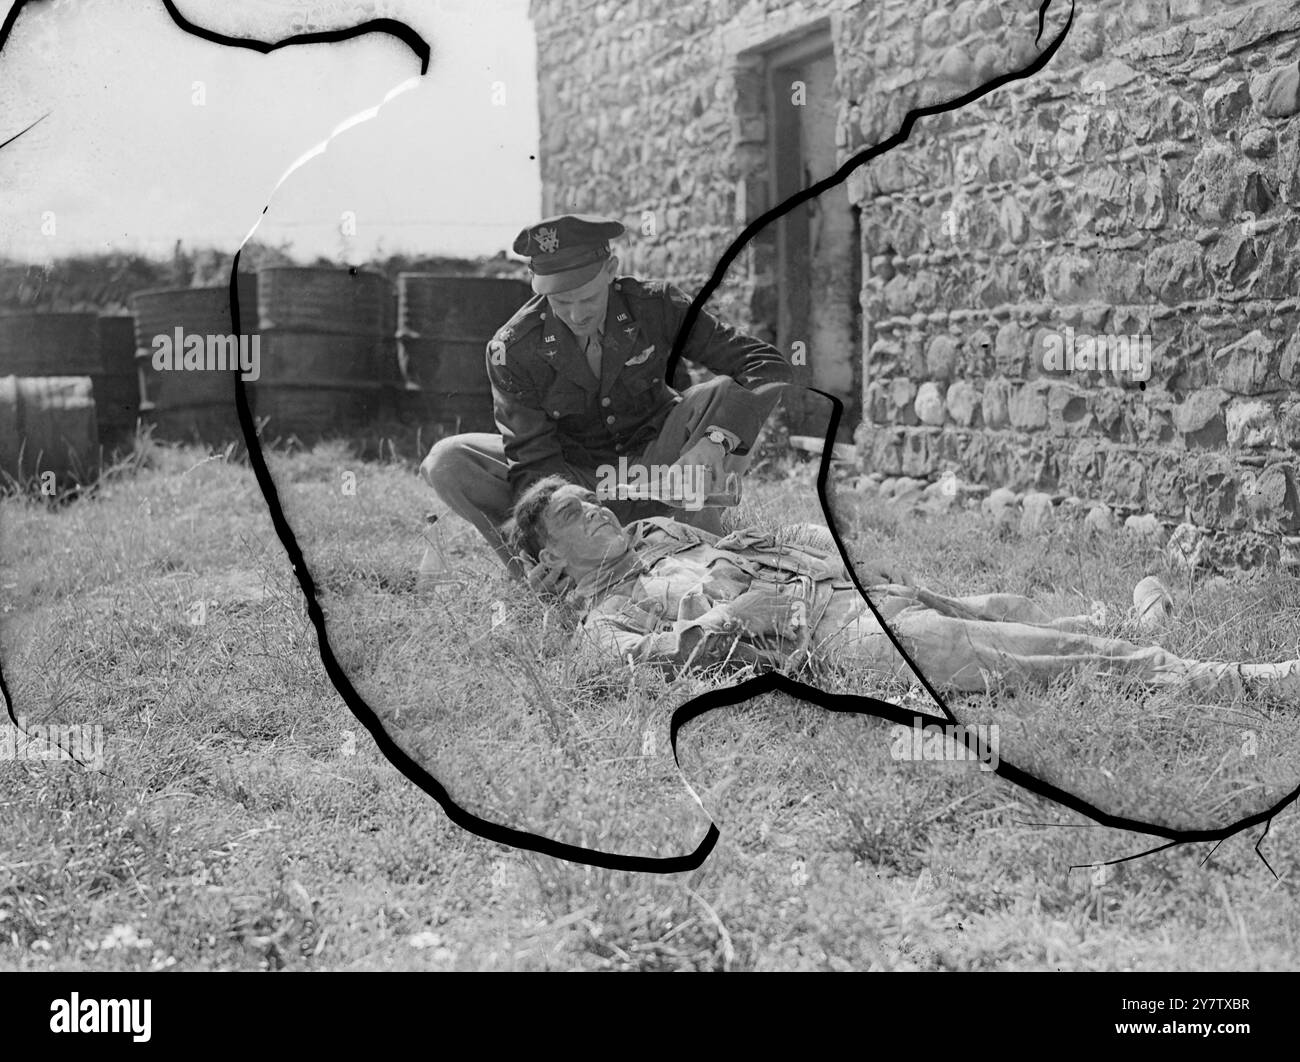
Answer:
[{"left": 512, "top": 213, "right": 625, "bottom": 294}]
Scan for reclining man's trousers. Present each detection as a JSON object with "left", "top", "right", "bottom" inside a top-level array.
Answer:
[{"left": 814, "top": 584, "right": 1284, "bottom": 696}]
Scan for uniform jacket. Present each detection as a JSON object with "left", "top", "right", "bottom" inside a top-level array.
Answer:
[
  {"left": 574, "top": 519, "right": 854, "bottom": 673},
  {"left": 486, "top": 277, "right": 791, "bottom": 497}
]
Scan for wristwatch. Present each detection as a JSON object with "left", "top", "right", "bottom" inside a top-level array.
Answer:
[{"left": 705, "top": 428, "right": 734, "bottom": 453}]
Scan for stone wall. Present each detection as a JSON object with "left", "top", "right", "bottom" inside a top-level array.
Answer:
[
  {"left": 530, "top": 0, "right": 1300, "bottom": 566},
  {"left": 528, "top": 0, "right": 817, "bottom": 332}
]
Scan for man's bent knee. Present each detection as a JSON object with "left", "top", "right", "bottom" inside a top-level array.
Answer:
[{"left": 420, "top": 435, "right": 473, "bottom": 494}]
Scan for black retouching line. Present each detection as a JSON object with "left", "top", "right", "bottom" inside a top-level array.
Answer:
[
  {"left": 642, "top": 0, "right": 1298, "bottom": 867},
  {"left": 670, "top": 672, "right": 1300, "bottom": 848},
  {"left": 160, "top": 0, "right": 430, "bottom": 75},
  {"left": 1253, "top": 818, "right": 1278, "bottom": 880},
  {"left": 0, "top": 0, "right": 30, "bottom": 737},
  {"left": 199, "top": 6, "right": 717, "bottom": 871},
  {"left": 665, "top": 2, "right": 1079, "bottom": 732},
  {"left": 809, "top": 387, "right": 962, "bottom": 726},
  {"left": 1, "top": 0, "right": 714, "bottom": 870},
  {"left": 0, "top": 667, "right": 12, "bottom": 729},
  {"left": 1035, "top": 0, "right": 1052, "bottom": 47},
  {"left": 231, "top": 242, "right": 716, "bottom": 871},
  {"left": 0, "top": 0, "right": 29, "bottom": 56},
  {"left": 2, "top": 0, "right": 1298, "bottom": 876}
]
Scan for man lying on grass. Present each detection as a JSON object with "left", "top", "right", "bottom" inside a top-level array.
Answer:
[{"left": 504, "top": 475, "right": 1300, "bottom": 698}]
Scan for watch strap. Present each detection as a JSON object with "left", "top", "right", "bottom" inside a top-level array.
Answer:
[{"left": 705, "top": 425, "right": 740, "bottom": 453}]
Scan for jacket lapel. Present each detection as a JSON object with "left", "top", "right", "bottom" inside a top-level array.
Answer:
[
  {"left": 539, "top": 312, "right": 598, "bottom": 391},
  {"left": 601, "top": 289, "right": 649, "bottom": 396}
]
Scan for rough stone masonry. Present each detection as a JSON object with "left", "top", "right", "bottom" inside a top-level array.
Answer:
[{"left": 529, "top": 0, "right": 1300, "bottom": 568}]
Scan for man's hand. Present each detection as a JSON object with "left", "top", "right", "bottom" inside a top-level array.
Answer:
[
  {"left": 672, "top": 436, "right": 728, "bottom": 482},
  {"left": 725, "top": 585, "right": 806, "bottom": 640},
  {"left": 525, "top": 556, "right": 574, "bottom": 598},
  {"left": 692, "top": 603, "right": 743, "bottom": 635}
]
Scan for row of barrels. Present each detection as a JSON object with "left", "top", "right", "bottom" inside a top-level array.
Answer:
[
  {"left": 0, "top": 313, "right": 133, "bottom": 485},
  {"left": 0, "top": 270, "right": 530, "bottom": 484}
]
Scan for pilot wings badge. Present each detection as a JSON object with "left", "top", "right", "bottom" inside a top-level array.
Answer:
[{"left": 624, "top": 345, "right": 655, "bottom": 366}]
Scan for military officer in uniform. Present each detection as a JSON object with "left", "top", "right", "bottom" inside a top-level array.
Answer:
[{"left": 420, "top": 213, "right": 792, "bottom": 576}]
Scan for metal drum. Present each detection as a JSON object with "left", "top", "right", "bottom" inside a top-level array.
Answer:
[
  {"left": 0, "top": 375, "right": 99, "bottom": 486},
  {"left": 397, "top": 275, "right": 531, "bottom": 435},
  {"left": 252, "top": 267, "right": 394, "bottom": 442},
  {"left": 0, "top": 312, "right": 101, "bottom": 376},
  {"left": 129, "top": 276, "right": 258, "bottom": 446},
  {"left": 93, "top": 314, "right": 140, "bottom": 450}
]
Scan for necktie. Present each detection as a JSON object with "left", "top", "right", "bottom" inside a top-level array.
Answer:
[{"left": 584, "top": 333, "right": 603, "bottom": 382}]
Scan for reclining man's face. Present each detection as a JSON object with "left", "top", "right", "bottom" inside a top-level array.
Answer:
[{"left": 538, "top": 484, "right": 630, "bottom": 573}]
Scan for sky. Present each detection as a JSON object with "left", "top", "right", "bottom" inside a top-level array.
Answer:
[{"left": 0, "top": 0, "right": 542, "bottom": 264}]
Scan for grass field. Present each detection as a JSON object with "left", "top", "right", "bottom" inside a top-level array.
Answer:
[{"left": 2, "top": 434, "right": 1299, "bottom": 971}]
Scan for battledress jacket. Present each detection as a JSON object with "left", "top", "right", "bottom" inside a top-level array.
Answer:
[
  {"left": 485, "top": 277, "right": 792, "bottom": 497},
  {"left": 572, "top": 519, "right": 856, "bottom": 673}
]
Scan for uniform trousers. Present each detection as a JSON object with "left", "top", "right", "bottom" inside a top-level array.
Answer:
[{"left": 811, "top": 583, "right": 1295, "bottom": 696}]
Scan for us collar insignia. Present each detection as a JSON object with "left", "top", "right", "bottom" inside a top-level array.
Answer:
[
  {"left": 615, "top": 312, "right": 630, "bottom": 323},
  {"left": 543, "top": 334, "right": 557, "bottom": 343}
]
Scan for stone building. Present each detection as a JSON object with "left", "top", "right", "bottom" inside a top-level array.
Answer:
[{"left": 529, "top": 0, "right": 1300, "bottom": 565}]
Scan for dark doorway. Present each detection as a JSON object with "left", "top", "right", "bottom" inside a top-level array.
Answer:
[{"left": 767, "top": 32, "right": 861, "bottom": 444}]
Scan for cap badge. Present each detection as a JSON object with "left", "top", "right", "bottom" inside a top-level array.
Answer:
[{"left": 535, "top": 226, "right": 560, "bottom": 254}]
